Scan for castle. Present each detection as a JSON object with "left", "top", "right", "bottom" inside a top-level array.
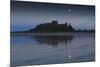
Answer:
[{"left": 29, "top": 20, "right": 75, "bottom": 32}]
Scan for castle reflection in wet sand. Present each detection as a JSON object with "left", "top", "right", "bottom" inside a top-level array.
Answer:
[{"left": 11, "top": 33, "right": 95, "bottom": 66}]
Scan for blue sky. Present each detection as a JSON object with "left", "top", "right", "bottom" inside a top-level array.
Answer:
[{"left": 11, "top": 1, "right": 95, "bottom": 31}]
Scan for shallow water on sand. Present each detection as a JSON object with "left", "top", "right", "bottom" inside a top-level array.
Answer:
[{"left": 11, "top": 33, "right": 95, "bottom": 66}]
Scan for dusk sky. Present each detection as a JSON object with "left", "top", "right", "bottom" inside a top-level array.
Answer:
[{"left": 11, "top": 1, "right": 95, "bottom": 31}]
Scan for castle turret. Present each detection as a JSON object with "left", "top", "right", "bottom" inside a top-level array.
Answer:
[
  {"left": 69, "top": 23, "right": 71, "bottom": 27},
  {"left": 65, "top": 22, "right": 68, "bottom": 27},
  {"left": 51, "top": 20, "right": 58, "bottom": 24}
]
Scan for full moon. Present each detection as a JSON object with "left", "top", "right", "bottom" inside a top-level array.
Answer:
[{"left": 68, "top": 9, "right": 71, "bottom": 12}]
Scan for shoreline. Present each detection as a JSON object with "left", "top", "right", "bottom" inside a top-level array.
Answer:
[{"left": 11, "top": 32, "right": 95, "bottom": 36}]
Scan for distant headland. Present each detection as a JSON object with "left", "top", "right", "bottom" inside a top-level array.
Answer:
[{"left": 12, "top": 20, "right": 95, "bottom": 33}]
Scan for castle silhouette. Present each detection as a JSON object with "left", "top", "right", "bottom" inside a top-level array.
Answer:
[
  {"left": 29, "top": 20, "right": 75, "bottom": 32},
  {"left": 11, "top": 20, "right": 95, "bottom": 33}
]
